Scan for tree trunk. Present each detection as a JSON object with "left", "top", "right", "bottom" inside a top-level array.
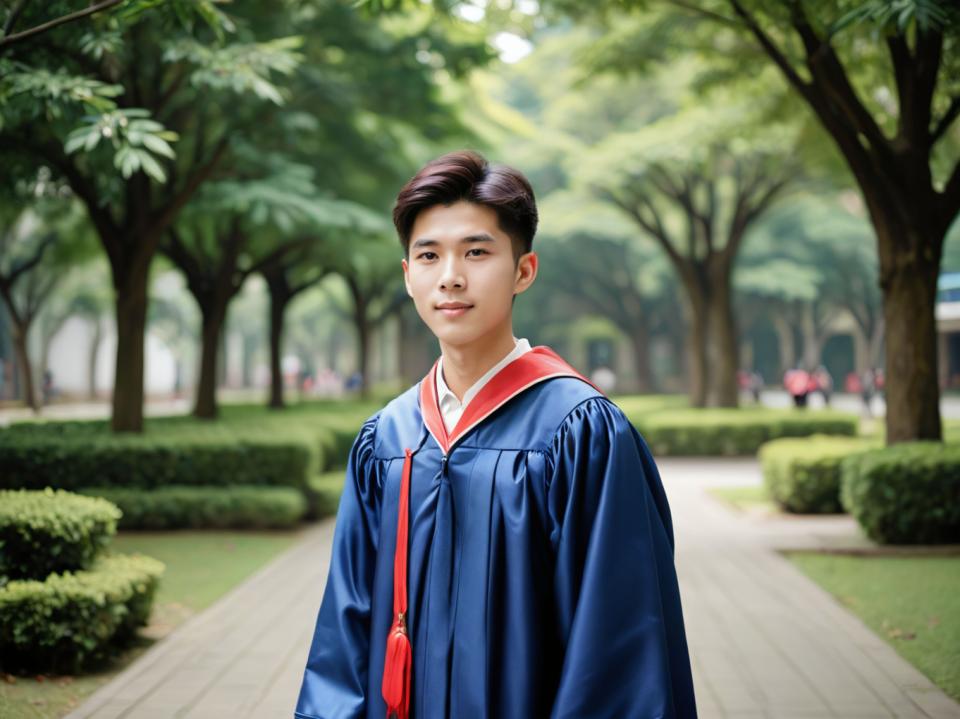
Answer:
[
  {"left": 194, "top": 301, "right": 227, "bottom": 419},
  {"left": 685, "top": 289, "right": 709, "bottom": 408},
  {"left": 851, "top": 323, "right": 870, "bottom": 377},
  {"left": 12, "top": 327, "right": 38, "bottom": 412},
  {"left": 88, "top": 315, "right": 102, "bottom": 399},
  {"left": 707, "top": 271, "right": 739, "bottom": 407},
  {"left": 111, "top": 266, "right": 149, "bottom": 432},
  {"left": 267, "top": 287, "right": 290, "bottom": 409},
  {"left": 355, "top": 309, "right": 371, "bottom": 400},
  {"left": 881, "top": 252, "right": 941, "bottom": 443},
  {"left": 241, "top": 332, "right": 255, "bottom": 388},
  {"left": 771, "top": 312, "right": 797, "bottom": 376}
]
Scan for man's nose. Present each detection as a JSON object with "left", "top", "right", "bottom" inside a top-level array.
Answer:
[{"left": 439, "top": 255, "right": 465, "bottom": 289}]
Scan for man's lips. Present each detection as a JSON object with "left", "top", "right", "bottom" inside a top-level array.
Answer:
[{"left": 436, "top": 302, "right": 473, "bottom": 318}]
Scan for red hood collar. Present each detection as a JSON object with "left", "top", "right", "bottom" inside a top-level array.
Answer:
[{"left": 419, "top": 345, "right": 601, "bottom": 455}]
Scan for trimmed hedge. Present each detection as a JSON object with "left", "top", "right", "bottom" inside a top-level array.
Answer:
[
  {"left": 0, "top": 403, "right": 372, "bottom": 502},
  {"left": 841, "top": 442, "right": 960, "bottom": 544},
  {"left": 759, "top": 436, "right": 876, "bottom": 513},
  {"left": 75, "top": 485, "right": 307, "bottom": 529},
  {"left": 0, "top": 436, "right": 312, "bottom": 492},
  {"left": 632, "top": 409, "right": 859, "bottom": 456},
  {"left": 0, "top": 552, "right": 165, "bottom": 674},
  {"left": 306, "top": 471, "right": 347, "bottom": 520},
  {"left": 0, "top": 488, "right": 122, "bottom": 582}
]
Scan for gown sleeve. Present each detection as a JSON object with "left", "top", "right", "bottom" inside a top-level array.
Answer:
[
  {"left": 295, "top": 412, "right": 382, "bottom": 719},
  {"left": 546, "top": 398, "right": 698, "bottom": 719}
]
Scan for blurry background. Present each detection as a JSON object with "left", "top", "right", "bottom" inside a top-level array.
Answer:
[{"left": 1, "top": 3, "right": 959, "bottom": 716}]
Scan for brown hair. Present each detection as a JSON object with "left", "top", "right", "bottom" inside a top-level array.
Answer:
[{"left": 392, "top": 149, "right": 538, "bottom": 263}]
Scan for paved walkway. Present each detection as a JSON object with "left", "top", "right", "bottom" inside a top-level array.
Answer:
[{"left": 65, "top": 458, "right": 960, "bottom": 719}]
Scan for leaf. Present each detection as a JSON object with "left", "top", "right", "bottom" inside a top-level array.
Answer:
[
  {"left": 136, "top": 150, "right": 167, "bottom": 183},
  {"left": 141, "top": 134, "right": 176, "bottom": 159},
  {"left": 114, "top": 146, "right": 140, "bottom": 178},
  {"left": 64, "top": 129, "right": 93, "bottom": 155},
  {"left": 84, "top": 129, "right": 102, "bottom": 153}
]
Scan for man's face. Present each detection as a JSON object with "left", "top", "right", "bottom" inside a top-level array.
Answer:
[{"left": 401, "top": 200, "right": 537, "bottom": 350}]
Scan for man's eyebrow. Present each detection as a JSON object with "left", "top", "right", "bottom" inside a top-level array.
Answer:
[{"left": 410, "top": 233, "right": 496, "bottom": 250}]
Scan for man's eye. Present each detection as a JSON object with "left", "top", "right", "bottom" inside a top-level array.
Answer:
[
  {"left": 467, "top": 248, "right": 488, "bottom": 256},
  {"left": 418, "top": 252, "right": 437, "bottom": 260}
]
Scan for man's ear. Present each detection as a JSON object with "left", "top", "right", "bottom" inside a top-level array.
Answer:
[
  {"left": 514, "top": 251, "right": 538, "bottom": 295},
  {"left": 401, "top": 257, "right": 413, "bottom": 298}
]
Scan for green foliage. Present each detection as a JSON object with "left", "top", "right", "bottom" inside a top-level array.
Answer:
[
  {"left": 0, "top": 61, "right": 122, "bottom": 130},
  {"left": 0, "top": 553, "right": 164, "bottom": 675},
  {"left": 76, "top": 486, "right": 307, "bottom": 530},
  {"left": 0, "top": 402, "right": 373, "bottom": 527},
  {"left": 162, "top": 35, "right": 304, "bottom": 104},
  {"left": 0, "top": 488, "right": 121, "bottom": 583},
  {"left": 307, "top": 471, "right": 348, "bottom": 519},
  {"left": 759, "top": 435, "right": 876, "bottom": 513},
  {"left": 831, "top": 0, "right": 960, "bottom": 34},
  {"left": 841, "top": 442, "right": 960, "bottom": 544},
  {"left": 64, "top": 108, "right": 178, "bottom": 183},
  {"left": 631, "top": 408, "right": 859, "bottom": 455},
  {"left": 0, "top": 432, "right": 313, "bottom": 493}
]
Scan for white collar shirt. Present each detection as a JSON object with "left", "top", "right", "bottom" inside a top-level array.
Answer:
[{"left": 435, "top": 337, "right": 532, "bottom": 434}]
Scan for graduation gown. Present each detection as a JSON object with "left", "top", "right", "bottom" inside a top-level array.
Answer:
[{"left": 294, "top": 346, "right": 697, "bottom": 719}]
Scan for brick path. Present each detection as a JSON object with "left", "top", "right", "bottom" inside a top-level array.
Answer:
[{"left": 65, "top": 458, "right": 960, "bottom": 719}]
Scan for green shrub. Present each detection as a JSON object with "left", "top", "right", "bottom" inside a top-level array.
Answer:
[
  {"left": 306, "top": 471, "right": 347, "bottom": 520},
  {"left": 841, "top": 442, "right": 960, "bottom": 544},
  {"left": 0, "top": 552, "right": 164, "bottom": 675},
  {"left": 633, "top": 409, "right": 859, "bottom": 456},
  {"left": 75, "top": 486, "right": 307, "bottom": 529},
  {"left": 0, "top": 402, "right": 375, "bottom": 495},
  {"left": 0, "top": 488, "right": 122, "bottom": 582},
  {"left": 760, "top": 436, "right": 876, "bottom": 513},
  {"left": 0, "top": 436, "right": 312, "bottom": 492}
]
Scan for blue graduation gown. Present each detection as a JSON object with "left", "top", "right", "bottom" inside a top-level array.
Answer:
[{"left": 294, "top": 362, "right": 697, "bottom": 718}]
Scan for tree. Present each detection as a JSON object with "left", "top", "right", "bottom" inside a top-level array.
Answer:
[
  {"left": 580, "top": 0, "right": 959, "bottom": 439},
  {"left": 580, "top": 99, "right": 799, "bottom": 406},
  {"left": 332, "top": 240, "right": 409, "bottom": 398},
  {"left": 1, "top": 1, "right": 303, "bottom": 431},
  {"left": 260, "top": 243, "right": 330, "bottom": 409},
  {"left": 165, "top": 156, "right": 386, "bottom": 417},
  {"left": 738, "top": 192, "right": 885, "bottom": 376},
  {"left": 532, "top": 190, "right": 675, "bottom": 392},
  {"left": 0, "top": 169, "right": 92, "bottom": 410}
]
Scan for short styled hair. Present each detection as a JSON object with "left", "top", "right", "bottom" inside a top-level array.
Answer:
[{"left": 392, "top": 150, "right": 538, "bottom": 263}]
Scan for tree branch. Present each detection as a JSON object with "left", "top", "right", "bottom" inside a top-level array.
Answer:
[
  {"left": 941, "top": 160, "right": 960, "bottom": 221},
  {"left": 33, "top": 140, "right": 122, "bottom": 268},
  {"left": 790, "top": 4, "right": 891, "bottom": 159},
  {"left": 664, "top": 0, "right": 742, "bottom": 27},
  {"left": 0, "top": 0, "right": 124, "bottom": 51},
  {"left": 931, "top": 95, "right": 960, "bottom": 146},
  {"left": 726, "top": 0, "right": 814, "bottom": 100},
  {"left": 2, "top": 0, "right": 30, "bottom": 37},
  {"left": 151, "top": 136, "right": 230, "bottom": 236}
]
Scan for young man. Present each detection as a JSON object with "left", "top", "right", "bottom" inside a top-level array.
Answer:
[{"left": 294, "top": 150, "right": 698, "bottom": 719}]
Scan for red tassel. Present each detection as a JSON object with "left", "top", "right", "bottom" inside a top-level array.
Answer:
[
  {"left": 383, "top": 448, "right": 414, "bottom": 719},
  {"left": 383, "top": 613, "right": 412, "bottom": 718}
]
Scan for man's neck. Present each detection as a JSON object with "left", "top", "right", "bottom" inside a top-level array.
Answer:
[{"left": 439, "top": 326, "right": 517, "bottom": 402}]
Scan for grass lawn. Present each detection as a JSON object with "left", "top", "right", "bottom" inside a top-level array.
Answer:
[
  {"left": 0, "top": 529, "right": 302, "bottom": 719},
  {"left": 785, "top": 552, "right": 960, "bottom": 702},
  {"left": 707, "top": 484, "right": 779, "bottom": 515}
]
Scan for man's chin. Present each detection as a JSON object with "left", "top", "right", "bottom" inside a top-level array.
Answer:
[{"left": 431, "top": 325, "right": 486, "bottom": 349}]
